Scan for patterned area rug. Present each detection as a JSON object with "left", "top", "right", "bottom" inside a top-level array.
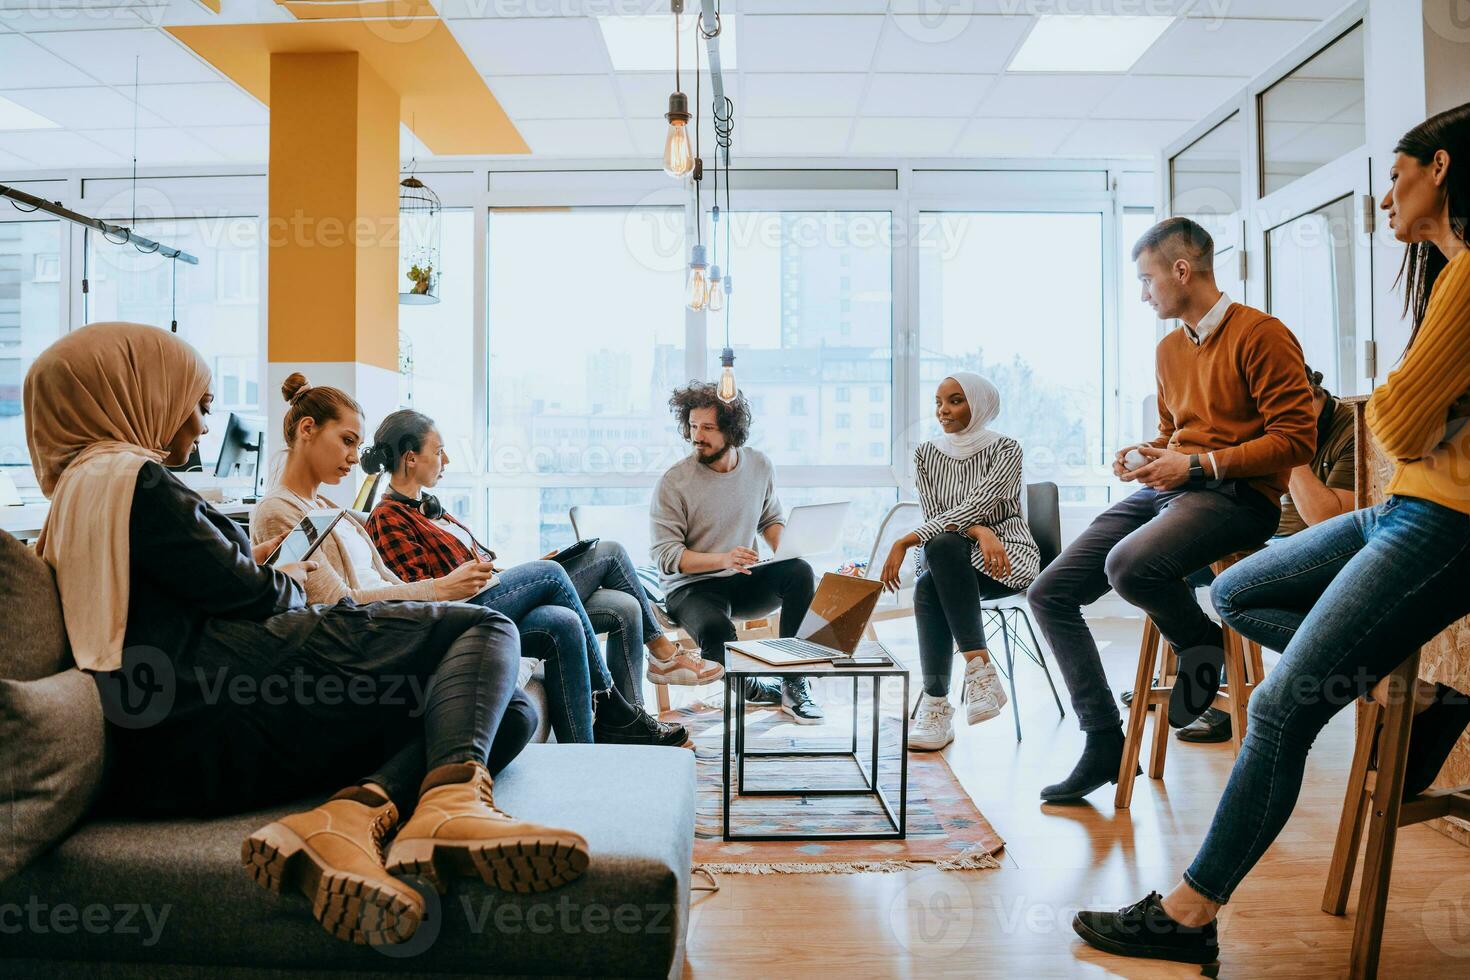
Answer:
[{"left": 667, "top": 694, "right": 1005, "bottom": 874}]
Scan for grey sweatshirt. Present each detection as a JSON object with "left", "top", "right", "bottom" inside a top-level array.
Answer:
[{"left": 650, "top": 447, "right": 785, "bottom": 596}]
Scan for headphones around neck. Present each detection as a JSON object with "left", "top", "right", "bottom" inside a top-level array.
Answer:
[{"left": 386, "top": 486, "right": 444, "bottom": 520}]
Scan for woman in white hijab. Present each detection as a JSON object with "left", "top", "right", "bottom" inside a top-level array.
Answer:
[
  {"left": 25, "top": 322, "right": 587, "bottom": 948},
  {"left": 878, "top": 372, "right": 1041, "bottom": 750}
]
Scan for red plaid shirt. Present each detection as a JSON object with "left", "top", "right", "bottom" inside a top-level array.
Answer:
[{"left": 367, "top": 496, "right": 495, "bottom": 583}]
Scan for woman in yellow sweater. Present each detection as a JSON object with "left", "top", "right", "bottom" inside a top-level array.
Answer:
[{"left": 1071, "top": 102, "right": 1470, "bottom": 972}]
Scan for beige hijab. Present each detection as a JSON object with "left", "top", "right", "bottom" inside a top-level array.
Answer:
[{"left": 25, "top": 322, "right": 211, "bottom": 671}]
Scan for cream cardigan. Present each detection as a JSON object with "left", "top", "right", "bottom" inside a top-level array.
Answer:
[{"left": 251, "top": 486, "right": 440, "bottom": 606}]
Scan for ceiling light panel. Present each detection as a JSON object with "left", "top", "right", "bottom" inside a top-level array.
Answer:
[
  {"left": 597, "top": 14, "right": 737, "bottom": 72},
  {"left": 1008, "top": 15, "right": 1174, "bottom": 73},
  {"left": 0, "top": 93, "right": 60, "bottom": 131}
]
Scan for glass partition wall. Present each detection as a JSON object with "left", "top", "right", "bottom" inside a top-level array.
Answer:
[{"left": 1164, "top": 13, "right": 1370, "bottom": 398}]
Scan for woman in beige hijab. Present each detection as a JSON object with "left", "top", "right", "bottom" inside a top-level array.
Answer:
[{"left": 25, "top": 323, "right": 588, "bottom": 947}]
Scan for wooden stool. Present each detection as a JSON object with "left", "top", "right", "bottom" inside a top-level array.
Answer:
[
  {"left": 1114, "top": 551, "right": 1267, "bottom": 809},
  {"left": 1322, "top": 651, "right": 1470, "bottom": 978}
]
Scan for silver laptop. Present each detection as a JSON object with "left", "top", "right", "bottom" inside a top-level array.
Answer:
[{"left": 748, "top": 501, "right": 850, "bottom": 569}]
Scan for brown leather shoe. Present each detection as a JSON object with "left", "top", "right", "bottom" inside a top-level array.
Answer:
[
  {"left": 242, "top": 786, "right": 423, "bottom": 945},
  {"left": 385, "top": 761, "right": 589, "bottom": 895}
]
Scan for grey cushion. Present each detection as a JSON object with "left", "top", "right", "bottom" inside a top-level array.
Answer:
[
  {"left": 0, "top": 669, "right": 106, "bottom": 881},
  {"left": 0, "top": 744, "right": 694, "bottom": 978},
  {"left": 0, "top": 528, "right": 70, "bottom": 681}
]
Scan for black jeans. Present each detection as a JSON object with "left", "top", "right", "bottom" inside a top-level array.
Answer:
[
  {"left": 914, "top": 532, "right": 1018, "bottom": 697},
  {"left": 98, "top": 601, "right": 530, "bottom": 819},
  {"left": 1026, "top": 485, "right": 1278, "bottom": 733},
  {"left": 664, "top": 559, "right": 817, "bottom": 665}
]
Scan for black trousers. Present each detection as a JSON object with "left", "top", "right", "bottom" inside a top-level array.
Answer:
[
  {"left": 98, "top": 600, "right": 531, "bottom": 819},
  {"left": 913, "top": 532, "right": 1019, "bottom": 697},
  {"left": 664, "top": 559, "right": 817, "bottom": 665}
]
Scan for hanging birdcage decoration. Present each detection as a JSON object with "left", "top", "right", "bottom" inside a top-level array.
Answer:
[{"left": 398, "top": 175, "right": 441, "bottom": 305}]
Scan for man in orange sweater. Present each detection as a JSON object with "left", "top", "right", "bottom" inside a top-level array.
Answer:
[{"left": 1029, "top": 217, "right": 1316, "bottom": 803}]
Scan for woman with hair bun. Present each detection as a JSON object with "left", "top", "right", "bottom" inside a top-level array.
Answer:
[
  {"left": 363, "top": 409, "right": 714, "bottom": 719},
  {"left": 252, "top": 380, "right": 687, "bottom": 749}
]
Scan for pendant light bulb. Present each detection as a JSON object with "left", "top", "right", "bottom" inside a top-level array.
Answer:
[
  {"left": 687, "top": 244, "right": 709, "bottom": 311},
  {"left": 664, "top": 92, "right": 693, "bottom": 179},
  {"left": 717, "top": 348, "right": 737, "bottom": 404},
  {"left": 706, "top": 264, "right": 725, "bottom": 312}
]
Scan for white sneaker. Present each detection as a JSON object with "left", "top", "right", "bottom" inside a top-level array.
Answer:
[
  {"left": 908, "top": 694, "right": 956, "bottom": 751},
  {"left": 963, "top": 657, "right": 1008, "bottom": 725}
]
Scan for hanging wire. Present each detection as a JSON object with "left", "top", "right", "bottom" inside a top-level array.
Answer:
[
  {"left": 693, "top": 26, "right": 702, "bottom": 246},
  {"left": 169, "top": 255, "right": 178, "bottom": 333},
  {"left": 131, "top": 55, "right": 140, "bottom": 229},
  {"left": 7, "top": 198, "right": 39, "bottom": 213}
]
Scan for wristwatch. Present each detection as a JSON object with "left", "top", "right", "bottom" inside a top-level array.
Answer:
[{"left": 1188, "top": 453, "right": 1207, "bottom": 487}]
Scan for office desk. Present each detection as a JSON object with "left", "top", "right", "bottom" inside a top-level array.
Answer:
[
  {"left": 1344, "top": 395, "right": 1470, "bottom": 848},
  {"left": 1, "top": 501, "right": 255, "bottom": 543}
]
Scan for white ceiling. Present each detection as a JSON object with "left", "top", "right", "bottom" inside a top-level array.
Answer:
[{"left": 0, "top": 0, "right": 1354, "bottom": 173}]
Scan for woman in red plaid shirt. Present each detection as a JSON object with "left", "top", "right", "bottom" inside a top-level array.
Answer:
[{"left": 363, "top": 410, "right": 710, "bottom": 746}]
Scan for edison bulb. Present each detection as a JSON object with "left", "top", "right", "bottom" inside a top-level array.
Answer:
[
  {"left": 707, "top": 266, "right": 725, "bottom": 312},
  {"left": 687, "top": 263, "right": 709, "bottom": 311},
  {"left": 717, "top": 364, "right": 737, "bottom": 404},
  {"left": 663, "top": 119, "right": 693, "bottom": 178}
]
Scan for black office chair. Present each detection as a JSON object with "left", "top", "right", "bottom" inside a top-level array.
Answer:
[{"left": 978, "top": 481, "right": 1067, "bottom": 742}]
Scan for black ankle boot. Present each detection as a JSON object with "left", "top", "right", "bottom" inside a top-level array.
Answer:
[
  {"left": 592, "top": 688, "right": 689, "bottom": 747},
  {"left": 1041, "top": 728, "right": 1135, "bottom": 803},
  {"left": 1405, "top": 683, "right": 1470, "bottom": 797}
]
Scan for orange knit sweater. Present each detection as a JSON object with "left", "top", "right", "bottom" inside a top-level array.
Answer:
[{"left": 1149, "top": 303, "right": 1317, "bottom": 506}]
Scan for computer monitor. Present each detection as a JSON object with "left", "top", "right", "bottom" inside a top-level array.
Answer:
[{"left": 214, "top": 412, "right": 267, "bottom": 502}]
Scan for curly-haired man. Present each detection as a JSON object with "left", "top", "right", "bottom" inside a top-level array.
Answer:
[{"left": 649, "top": 382, "right": 823, "bottom": 723}]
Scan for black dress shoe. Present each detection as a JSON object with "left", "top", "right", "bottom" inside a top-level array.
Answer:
[
  {"left": 1405, "top": 683, "right": 1470, "bottom": 797},
  {"left": 1176, "top": 707, "right": 1232, "bottom": 743},
  {"left": 1041, "top": 728, "right": 1137, "bottom": 803},
  {"left": 1169, "top": 644, "right": 1224, "bottom": 729},
  {"left": 1073, "top": 891, "right": 1220, "bottom": 975}
]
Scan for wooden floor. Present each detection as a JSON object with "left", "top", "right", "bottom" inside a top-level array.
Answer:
[{"left": 676, "top": 616, "right": 1468, "bottom": 978}]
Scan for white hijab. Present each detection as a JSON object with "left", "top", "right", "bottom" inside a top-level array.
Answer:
[{"left": 933, "top": 372, "right": 1003, "bottom": 460}]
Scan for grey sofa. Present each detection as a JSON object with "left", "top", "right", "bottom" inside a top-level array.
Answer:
[{"left": 1, "top": 743, "right": 695, "bottom": 978}]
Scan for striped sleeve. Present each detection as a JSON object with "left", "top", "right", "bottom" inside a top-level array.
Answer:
[
  {"left": 1366, "top": 253, "right": 1470, "bottom": 460},
  {"left": 912, "top": 441, "right": 1022, "bottom": 543}
]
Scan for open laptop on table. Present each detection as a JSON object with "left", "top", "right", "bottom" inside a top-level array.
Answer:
[
  {"left": 726, "top": 572, "right": 892, "bottom": 666},
  {"left": 747, "top": 501, "right": 850, "bottom": 569}
]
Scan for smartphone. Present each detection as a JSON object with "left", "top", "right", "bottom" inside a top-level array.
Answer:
[{"left": 266, "top": 510, "right": 345, "bottom": 566}]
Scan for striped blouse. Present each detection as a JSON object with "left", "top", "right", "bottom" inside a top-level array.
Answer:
[{"left": 912, "top": 437, "right": 1041, "bottom": 592}]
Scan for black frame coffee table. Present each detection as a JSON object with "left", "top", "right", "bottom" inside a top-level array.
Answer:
[{"left": 720, "top": 643, "right": 910, "bottom": 842}]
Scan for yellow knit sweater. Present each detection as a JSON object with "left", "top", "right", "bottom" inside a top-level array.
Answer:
[{"left": 1366, "top": 249, "right": 1470, "bottom": 514}]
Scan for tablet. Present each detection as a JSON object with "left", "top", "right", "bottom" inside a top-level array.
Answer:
[
  {"left": 548, "top": 537, "right": 599, "bottom": 567},
  {"left": 266, "top": 509, "right": 345, "bottom": 567}
]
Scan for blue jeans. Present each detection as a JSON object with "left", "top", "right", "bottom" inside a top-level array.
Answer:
[
  {"left": 1185, "top": 495, "right": 1470, "bottom": 904},
  {"left": 469, "top": 560, "right": 611, "bottom": 744},
  {"left": 557, "top": 540, "right": 663, "bottom": 706}
]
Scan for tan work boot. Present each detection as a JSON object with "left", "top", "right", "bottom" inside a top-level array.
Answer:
[
  {"left": 385, "top": 761, "right": 590, "bottom": 895},
  {"left": 242, "top": 786, "right": 423, "bottom": 945}
]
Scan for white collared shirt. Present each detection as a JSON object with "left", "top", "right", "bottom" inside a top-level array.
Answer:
[{"left": 1185, "top": 291, "right": 1232, "bottom": 345}]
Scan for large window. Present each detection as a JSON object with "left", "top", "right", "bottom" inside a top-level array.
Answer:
[
  {"left": 399, "top": 209, "right": 475, "bottom": 442},
  {"left": 917, "top": 211, "right": 1106, "bottom": 501},
  {"left": 1170, "top": 112, "right": 1242, "bottom": 244},
  {"left": 0, "top": 220, "right": 62, "bottom": 469},
  {"left": 86, "top": 216, "right": 261, "bottom": 464},
  {"left": 1118, "top": 208, "right": 1160, "bottom": 451},
  {"left": 485, "top": 207, "right": 688, "bottom": 561},
  {"left": 704, "top": 210, "right": 893, "bottom": 467}
]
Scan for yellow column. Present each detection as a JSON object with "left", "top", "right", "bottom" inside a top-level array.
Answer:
[{"left": 266, "top": 51, "right": 400, "bottom": 469}]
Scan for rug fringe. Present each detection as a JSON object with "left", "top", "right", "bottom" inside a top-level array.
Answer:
[{"left": 700, "top": 845, "right": 1000, "bottom": 876}]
